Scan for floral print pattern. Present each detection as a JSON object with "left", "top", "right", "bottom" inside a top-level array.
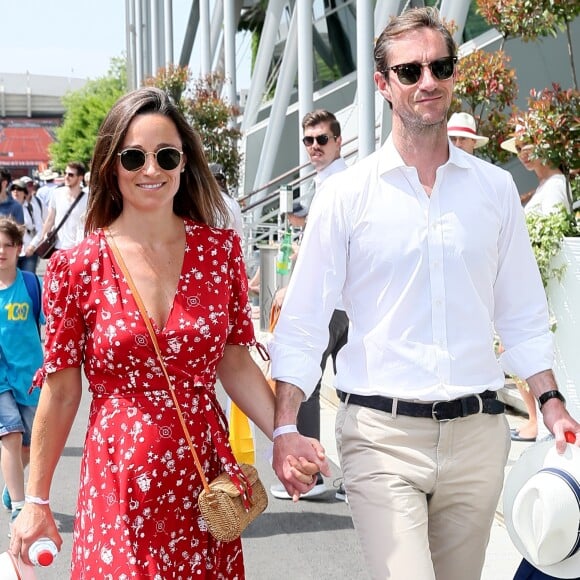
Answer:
[{"left": 36, "top": 220, "right": 255, "bottom": 579}]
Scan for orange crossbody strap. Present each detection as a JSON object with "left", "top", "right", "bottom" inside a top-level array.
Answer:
[{"left": 105, "top": 229, "right": 211, "bottom": 494}]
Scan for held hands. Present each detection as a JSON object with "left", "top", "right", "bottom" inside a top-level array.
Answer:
[
  {"left": 9, "top": 503, "right": 62, "bottom": 566},
  {"left": 274, "top": 433, "right": 330, "bottom": 502}
]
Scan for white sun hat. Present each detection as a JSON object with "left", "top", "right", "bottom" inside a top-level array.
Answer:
[
  {"left": 504, "top": 439, "right": 580, "bottom": 578},
  {"left": 446, "top": 112, "right": 489, "bottom": 148},
  {"left": 500, "top": 124, "right": 529, "bottom": 155}
]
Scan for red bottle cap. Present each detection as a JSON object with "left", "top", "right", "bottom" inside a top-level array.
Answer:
[
  {"left": 36, "top": 550, "right": 54, "bottom": 566},
  {"left": 565, "top": 431, "right": 576, "bottom": 444}
]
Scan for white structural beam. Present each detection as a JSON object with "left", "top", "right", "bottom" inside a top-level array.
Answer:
[
  {"left": 150, "top": 0, "right": 165, "bottom": 75},
  {"left": 240, "top": 0, "right": 286, "bottom": 134},
  {"left": 126, "top": 0, "right": 137, "bottom": 90},
  {"left": 251, "top": 8, "right": 298, "bottom": 200},
  {"left": 200, "top": 0, "right": 211, "bottom": 76},
  {"left": 223, "top": 0, "right": 237, "bottom": 106},
  {"left": 164, "top": 0, "right": 173, "bottom": 67},
  {"left": 297, "top": 0, "right": 314, "bottom": 176},
  {"left": 357, "top": 0, "right": 376, "bottom": 158},
  {"left": 440, "top": 0, "right": 471, "bottom": 43}
]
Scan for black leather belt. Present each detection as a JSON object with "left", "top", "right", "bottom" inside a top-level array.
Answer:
[{"left": 338, "top": 390, "right": 504, "bottom": 421}]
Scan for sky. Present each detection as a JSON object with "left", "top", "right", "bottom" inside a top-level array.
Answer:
[{"left": 0, "top": 1, "right": 251, "bottom": 86}]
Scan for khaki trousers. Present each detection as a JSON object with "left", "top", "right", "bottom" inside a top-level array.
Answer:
[{"left": 336, "top": 402, "right": 510, "bottom": 580}]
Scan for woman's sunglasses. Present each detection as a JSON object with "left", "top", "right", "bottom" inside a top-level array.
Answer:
[
  {"left": 384, "top": 56, "right": 457, "bottom": 86},
  {"left": 302, "top": 134, "right": 336, "bottom": 147},
  {"left": 117, "top": 147, "right": 183, "bottom": 171}
]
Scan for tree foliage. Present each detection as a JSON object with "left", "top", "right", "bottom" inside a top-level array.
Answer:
[
  {"left": 146, "top": 67, "right": 243, "bottom": 190},
  {"left": 451, "top": 50, "right": 518, "bottom": 164},
  {"left": 49, "top": 58, "right": 126, "bottom": 170},
  {"left": 476, "top": 0, "right": 559, "bottom": 41}
]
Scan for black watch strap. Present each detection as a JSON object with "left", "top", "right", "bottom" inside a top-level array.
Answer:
[{"left": 538, "top": 390, "right": 566, "bottom": 410}]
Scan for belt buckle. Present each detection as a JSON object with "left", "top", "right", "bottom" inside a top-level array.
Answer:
[
  {"left": 431, "top": 401, "right": 448, "bottom": 422},
  {"left": 432, "top": 394, "right": 484, "bottom": 421}
]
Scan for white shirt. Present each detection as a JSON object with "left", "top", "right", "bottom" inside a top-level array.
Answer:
[
  {"left": 219, "top": 191, "right": 244, "bottom": 239},
  {"left": 524, "top": 173, "right": 570, "bottom": 216},
  {"left": 21, "top": 197, "right": 45, "bottom": 253},
  {"left": 36, "top": 182, "right": 58, "bottom": 206},
  {"left": 312, "top": 156, "right": 349, "bottom": 311},
  {"left": 270, "top": 136, "right": 552, "bottom": 401},
  {"left": 50, "top": 187, "right": 87, "bottom": 249},
  {"left": 314, "top": 157, "right": 348, "bottom": 192}
]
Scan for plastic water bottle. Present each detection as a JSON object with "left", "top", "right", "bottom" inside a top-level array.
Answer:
[
  {"left": 275, "top": 230, "right": 292, "bottom": 275},
  {"left": 28, "top": 538, "right": 58, "bottom": 567}
]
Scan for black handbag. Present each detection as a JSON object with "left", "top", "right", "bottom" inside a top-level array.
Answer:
[{"left": 35, "top": 190, "right": 85, "bottom": 259}]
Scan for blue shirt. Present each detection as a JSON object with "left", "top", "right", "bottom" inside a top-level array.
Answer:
[
  {"left": 0, "top": 196, "right": 25, "bottom": 224},
  {"left": 0, "top": 270, "right": 44, "bottom": 405}
]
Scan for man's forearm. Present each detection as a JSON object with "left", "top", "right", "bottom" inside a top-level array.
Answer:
[
  {"left": 525, "top": 369, "right": 559, "bottom": 400},
  {"left": 275, "top": 381, "right": 305, "bottom": 428}
]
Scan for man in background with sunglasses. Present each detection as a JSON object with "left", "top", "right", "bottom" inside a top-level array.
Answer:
[
  {"left": 270, "top": 7, "right": 579, "bottom": 580},
  {"left": 270, "top": 109, "right": 349, "bottom": 502},
  {"left": 35, "top": 162, "right": 87, "bottom": 254}
]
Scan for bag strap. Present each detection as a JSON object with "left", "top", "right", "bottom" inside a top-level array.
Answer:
[
  {"left": 21, "top": 270, "right": 41, "bottom": 335},
  {"left": 51, "top": 189, "right": 85, "bottom": 236},
  {"left": 105, "top": 229, "right": 211, "bottom": 494}
]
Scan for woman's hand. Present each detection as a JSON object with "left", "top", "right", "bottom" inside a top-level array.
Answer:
[
  {"left": 10, "top": 504, "right": 62, "bottom": 566},
  {"left": 274, "top": 433, "right": 330, "bottom": 502}
]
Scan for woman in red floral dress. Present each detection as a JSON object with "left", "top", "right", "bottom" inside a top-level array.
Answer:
[{"left": 10, "top": 87, "right": 327, "bottom": 578}]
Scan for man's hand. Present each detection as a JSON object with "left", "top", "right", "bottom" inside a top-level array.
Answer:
[
  {"left": 273, "top": 433, "right": 330, "bottom": 502},
  {"left": 527, "top": 371, "right": 580, "bottom": 454},
  {"left": 540, "top": 399, "right": 580, "bottom": 453}
]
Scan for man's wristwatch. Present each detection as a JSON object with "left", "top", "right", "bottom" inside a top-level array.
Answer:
[{"left": 538, "top": 390, "right": 566, "bottom": 410}]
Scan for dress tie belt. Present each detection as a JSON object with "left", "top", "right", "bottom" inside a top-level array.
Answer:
[{"left": 338, "top": 390, "right": 505, "bottom": 421}]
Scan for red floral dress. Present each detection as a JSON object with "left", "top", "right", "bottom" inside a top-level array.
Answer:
[{"left": 36, "top": 220, "right": 255, "bottom": 579}]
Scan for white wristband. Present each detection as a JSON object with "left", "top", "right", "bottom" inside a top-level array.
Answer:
[
  {"left": 25, "top": 495, "right": 50, "bottom": 505},
  {"left": 273, "top": 425, "right": 298, "bottom": 439}
]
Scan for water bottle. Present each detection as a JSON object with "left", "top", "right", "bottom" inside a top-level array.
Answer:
[
  {"left": 28, "top": 538, "right": 58, "bottom": 567},
  {"left": 275, "top": 230, "right": 292, "bottom": 275}
]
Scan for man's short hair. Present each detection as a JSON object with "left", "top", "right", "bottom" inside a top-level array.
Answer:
[
  {"left": 374, "top": 7, "right": 456, "bottom": 77},
  {"left": 302, "top": 110, "right": 341, "bottom": 138},
  {"left": 67, "top": 161, "right": 86, "bottom": 177}
]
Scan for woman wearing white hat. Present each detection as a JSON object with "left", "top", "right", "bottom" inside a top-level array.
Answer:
[
  {"left": 447, "top": 112, "right": 489, "bottom": 155},
  {"left": 500, "top": 131, "right": 571, "bottom": 444}
]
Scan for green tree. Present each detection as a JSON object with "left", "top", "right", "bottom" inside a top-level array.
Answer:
[{"left": 50, "top": 58, "right": 126, "bottom": 170}]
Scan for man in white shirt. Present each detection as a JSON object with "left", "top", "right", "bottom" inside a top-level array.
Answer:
[
  {"left": 10, "top": 180, "right": 44, "bottom": 273},
  {"left": 270, "top": 109, "right": 349, "bottom": 501},
  {"left": 269, "top": 8, "right": 580, "bottom": 580},
  {"left": 36, "top": 162, "right": 87, "bottom": 252},
  {"left": 209, "top": 163, "right": 244, "bottom": 239}
]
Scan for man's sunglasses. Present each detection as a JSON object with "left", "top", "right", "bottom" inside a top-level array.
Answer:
[
  {"left": 384, "top": 56, "right": 457, "bottom": 86},
  {"left": 117, "top": 147, "right": 183, "bottom": 171},
  {"left": 302, "top": 134, "right": 336, "bottom": 147}
]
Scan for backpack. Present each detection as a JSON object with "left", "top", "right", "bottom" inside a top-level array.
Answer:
[{"left": 21, "top": 270, "right": 42, "bottom": 335}]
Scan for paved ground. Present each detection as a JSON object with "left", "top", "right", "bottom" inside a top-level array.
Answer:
[
  {"left": 0, "top": 381, "right": 530, "bottom": 579},
  {"left": 0, "top": 285, "right": 532, "bottom": 578}
]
